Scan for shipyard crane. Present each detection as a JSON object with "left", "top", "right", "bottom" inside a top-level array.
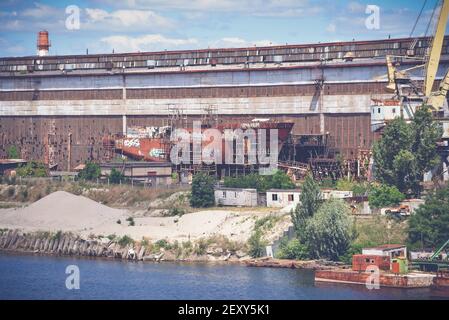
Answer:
[{"left": 385, "top": 0, "right": 449, "bottom": 111}]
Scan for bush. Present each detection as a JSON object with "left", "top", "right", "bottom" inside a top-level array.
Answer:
[
  {"left": 7, "top": 146, "right": 20, "bottom": 159},
  {"left": 78, "top": 162, "right": 101, "bottom": 181},
  {"left": 194, "top": 238, "right": 208, "bottom": 255},
  {"left": 154, "top": 239, "right": 171, "bottom": 250},
  {"left": 109, "top": 168, "right": 124, "bottom": 184},
  {"left": 16, "top": 161, "right": 47, "bottom": 177},
  {"left": 117, "top": 235, "right": 134, "bottom": 247},
  {"left": 276, "top": 239, "right": 308, "bottom": 260},
  {"left": 167, "top": 207, "right": 186, "bottom": 216},
  {"left": 190, "top": 172, "right": 215, "bottom": 208},
  {"left": 247, "top": 229, "right": 267, "bottom": 258},
  {"left": 368, "top": 184, "right": 405, "bottom": 209},
  {"left": 223, "top": 170, "right": 294, "bottom": 192},
  {"left": 126, "top": 217, "right": 135, "bottom": 226}
]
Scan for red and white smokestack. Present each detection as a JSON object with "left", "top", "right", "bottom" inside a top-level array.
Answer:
[{"left": 37, "top": 30, "right": 50, "bottom": 56}]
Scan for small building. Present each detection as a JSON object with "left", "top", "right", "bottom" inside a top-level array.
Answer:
[
  {"left": 100, "top": 161, "right": 172, "bottom": 186},
  {"left": 362, "top": 244, "right": 407, "bottom": 260},
  {"left": 0, "top": 159, "right": 27, "bottom": 176},
  {"left": 321, "top": 189, "right": 353, "bottom": 200},
  {"left": 266, "top": 189, "right": 302, "bottom": 208},
  {"left": 352, "top": 254, "right": 391, "bottom": 272},
  {"left": 214, "top": 187, "right": 258, "bottom": 207},
  {"left": 352, "top": 244, "right": 408, "bottom": 272}
]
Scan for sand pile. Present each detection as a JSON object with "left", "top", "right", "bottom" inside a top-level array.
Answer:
[{"left": 0, "top": 191, "right": 125, "bottom": 232}]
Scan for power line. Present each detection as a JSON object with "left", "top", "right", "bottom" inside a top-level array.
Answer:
[{"left": 410, "top": 0, "right": 429, "bottom": 37}]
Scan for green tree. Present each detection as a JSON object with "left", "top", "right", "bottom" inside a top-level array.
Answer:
[
  {"left": 223, "top": 170, "right": 294, "bottom": 192},
  {"left": 276, "top": 238, "right": 308, "bottom": 260},
  {"left": 305, "top": 199, "right": 354, "bottom": 261},
  {"left": 7, "top": 146, "right": 20, "bottom": 159},
  {"left": 368, "top": 184, "right": 405, "bottom": 208},
  {"left": 373, "top": 105, "right": 442, "bottom": 196},
  {"left": 78, "top": 162, "right": 101, "bottom": 181},
  {"left": 269, "top": 170, "right": 295, "bottom": 190},
  {"left": 16, "top": 161, "right": 47, "bottom": 177},
  {"left": 190, "top": 172, "right": 215, "bottom": 208},
  {"left": 109, "top": 168, "right": 124, "bottom": 184},
  {"left": 291, "top": 174, "right": 322, "bottom": 240},
  {"left": 247, "top": 229, "right": 267, "bottom": 258},
  {"left": 408, "top": 183, "right": 449, "bottom": 249}
]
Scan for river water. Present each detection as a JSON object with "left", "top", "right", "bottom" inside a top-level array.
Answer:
[{"left": 0, "top": 253, "right": 438, "bottom": 300}]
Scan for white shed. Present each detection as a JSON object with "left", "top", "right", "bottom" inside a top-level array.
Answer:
[
  {"left": 266, "top": 189, "right": 302, "bottom": 208},
  {"left": 214, "top": 187, "right": 258, "bottom": 207}
]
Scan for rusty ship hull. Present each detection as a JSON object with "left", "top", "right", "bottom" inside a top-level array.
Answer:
[{"left": 107, "top": 121, "right": 294, "bottom": 163}]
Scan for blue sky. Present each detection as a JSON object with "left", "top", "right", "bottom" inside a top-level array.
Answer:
[{"left": 0, "top": 0, "right": 444, "bottom": 57}]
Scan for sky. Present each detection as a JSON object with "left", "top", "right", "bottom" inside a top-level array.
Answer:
[{"left": 0, "top": 0, "right": 445, "bottom": 57}]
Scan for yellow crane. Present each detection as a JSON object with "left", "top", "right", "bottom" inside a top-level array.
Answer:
[
  {"left": 425, "top": 0, "right": 449, "bottom": 110},
  {"left": 385, "top": 0, "right": 449, "bottom": 111}
]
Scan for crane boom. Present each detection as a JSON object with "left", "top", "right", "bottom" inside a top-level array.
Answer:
[
  {"left": 428, "top": 67, "right": 449, "bottom": 110},
  {"left": 430, "top": 239, "right": 449, "bottom": 260},
  {"left": 424, "top": 0, "right": 449, "bottom": 98}
]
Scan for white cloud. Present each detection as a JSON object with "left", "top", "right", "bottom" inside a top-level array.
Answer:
[
  {"left": 96, "top": 0, "right": 319, "bottom": 17},
  {"left": 100, "top": 34, "right": 199, "bottom": 52},
  {"left": 21, "top": 3, "right": 60, "bottom": 18},
  {"left": 84, "top": 8, "right": 174, "bottom": 31},
  {"left": 347, "top": 1, "right": 365, "bottom": 14},
  {"left": 326, "top": 23, "right": 336, "bottom": 33}
]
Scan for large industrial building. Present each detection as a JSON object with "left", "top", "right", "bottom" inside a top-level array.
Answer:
[{"left": 1, "top": 34, "right": 449, "bottom": 173}]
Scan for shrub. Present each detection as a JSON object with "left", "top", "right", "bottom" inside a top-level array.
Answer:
[
  {"left": 126, "top": 217, "right": 135, "bottom": 226},
  {"left": 247, "top": 229, "right": 267, "bottom": 258},
  {"left": 194, "top": 238, "right": 208, "bottom": 255},
  {"left": 78, "top": 162, "right": 101, "bottom": 181},
  {"left": 223, "top": 170, "right": 294, "bottom": 192},
  {"left": 107, "top": 234, "right": 117, "bottom": 241},
  {"left": 117, "top": 235, "right": 134, "bottom": 247},
  {"left": 190, "top": 172, "right": 215, "bottom": 208},
  {"left": 16, "top": 161, "right": 47, "bottom": 177},
  {"left": 276, "top": 239, "right": 308, "bottom": 260},
  {"left": 154, "top": 239, "right": 171, "bottom": 250},
  {"left": 168, "top": 207, "right": 186, "bottom": 216},
  {"left": 109, "top": 168, "right": 124, "bottom": 184},
  {"left": 7, "top": 146, "right": 20, "bottom": 159},
  {"left": 368, "top": 184, "right": 405, "bottom": 209}
]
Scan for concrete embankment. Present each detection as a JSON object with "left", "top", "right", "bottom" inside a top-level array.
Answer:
[
  {"left": 0, "top": 230, "right": 143, "bottom": 260},
  {"left": 0, "top": 229, "right": 248, "bottom": 263}
]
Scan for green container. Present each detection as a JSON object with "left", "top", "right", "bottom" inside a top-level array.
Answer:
[{"left": 392, "top": 257, "right": 408, "bottom": 274}]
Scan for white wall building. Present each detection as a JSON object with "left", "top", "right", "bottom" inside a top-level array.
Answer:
[
  {"left": 266, "top": 189, "right": 302, "bottom": 208},
  {"left": 214, "top": 187, "right": 258, "bottom": 207}
]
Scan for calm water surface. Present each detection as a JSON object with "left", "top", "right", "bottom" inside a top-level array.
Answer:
[{"left": 0, "top": 253, "right": 439, "bottom": 300}]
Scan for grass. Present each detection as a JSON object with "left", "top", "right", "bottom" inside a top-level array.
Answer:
[
  {"left": 0, "top": 179, "right": 189, "bottom": 209},
  {"left": 353, "top": 215, "right": 408, "bottom": 248}
]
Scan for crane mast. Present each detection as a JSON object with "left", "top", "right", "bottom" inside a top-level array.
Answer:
[{"left": 424, "top": 0, "right": 449, "bottom": 99}]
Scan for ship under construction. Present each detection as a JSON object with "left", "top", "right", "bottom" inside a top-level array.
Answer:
[{"left": 1, "top": 30, "right": 449, "bottom": 180}]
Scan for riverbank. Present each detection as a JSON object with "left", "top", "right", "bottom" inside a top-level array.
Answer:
[{"left": 0, "top": 229, "right": 332, "bottom": 270}]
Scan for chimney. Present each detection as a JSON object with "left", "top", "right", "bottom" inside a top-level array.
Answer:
[{"left": 37, "top": 30, "right": 50, "bottom": 56}]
